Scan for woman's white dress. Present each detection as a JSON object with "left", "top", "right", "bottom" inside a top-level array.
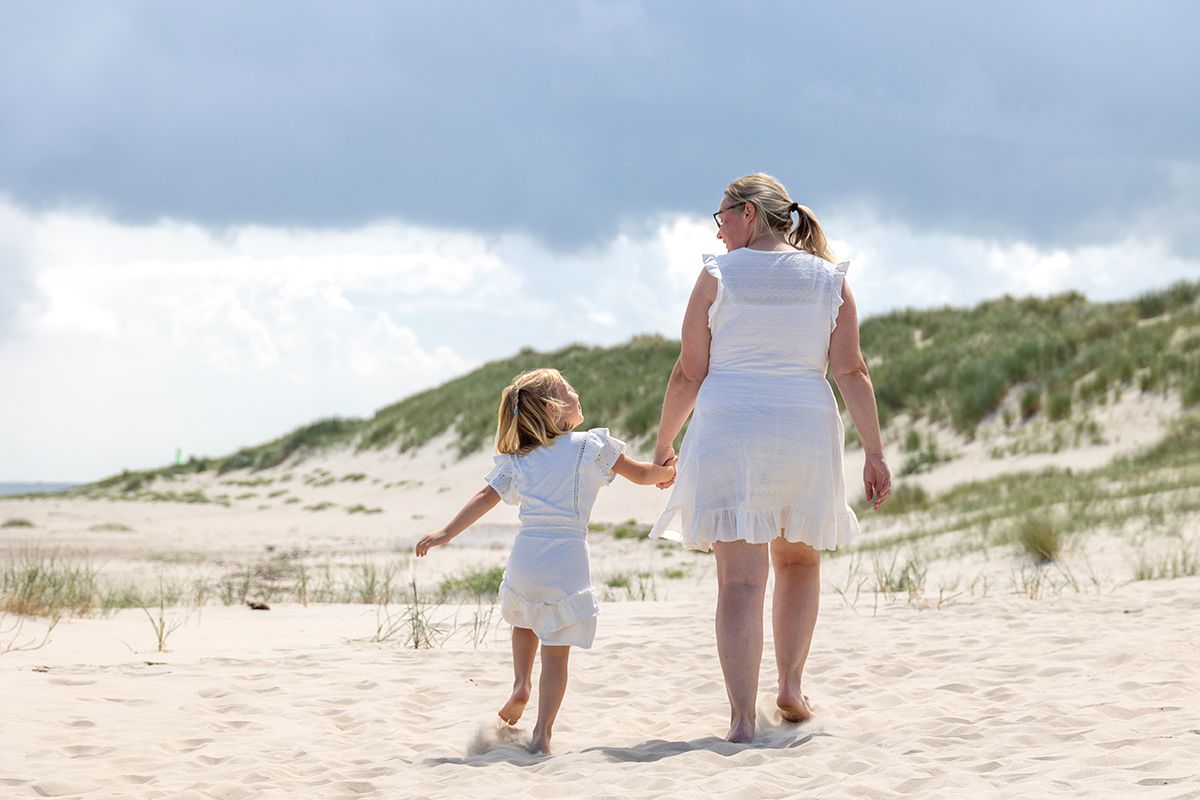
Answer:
[
  {"left": 651, "top": 249, "right": 861, "bottom": 551},
  {"left": 486, "top": 427, "right": 625, "bottom": 648}
]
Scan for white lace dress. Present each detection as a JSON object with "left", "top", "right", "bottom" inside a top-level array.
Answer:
[
  {"left": 651, "top": 249, "right": 861, "bottom": 551},
  {"left": 486, "top": 427, "right": 625, "bottom": 648}
]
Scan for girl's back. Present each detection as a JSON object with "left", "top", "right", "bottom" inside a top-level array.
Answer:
[{"left": 488, "top": 428, "right": 624, "bottom": 531}]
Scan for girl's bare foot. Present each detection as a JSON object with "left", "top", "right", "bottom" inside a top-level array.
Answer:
[
  {"left": 498, "top": 684, "right": 531, "bottom": 725},
  {"left": 776, "top": 687, "right": 814, "bottom": 723},
  {"left": 726, "top": 718, "right": 755, "bottom": 743},
  {"left": 529, "top": 731, "right": 551, "bottom": 754}
]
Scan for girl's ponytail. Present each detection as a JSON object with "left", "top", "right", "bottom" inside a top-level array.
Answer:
[{"left": 495, "top": 368, "right": 569, "bottom": 455}]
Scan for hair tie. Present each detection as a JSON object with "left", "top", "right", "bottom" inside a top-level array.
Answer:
[
  {"left": 512, "top": 387, "right": 520, "bottom": 415},
  {"left": 789, "top": 201, "right": 800, "bottom": 213}
]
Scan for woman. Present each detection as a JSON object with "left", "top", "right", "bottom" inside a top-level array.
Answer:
[{"left": 650, "top": 173, "right": 891, "bottom": 743}]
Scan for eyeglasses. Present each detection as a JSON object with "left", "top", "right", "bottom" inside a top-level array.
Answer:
[{"left": 712, "top": 202, "right": 746, "bottom": 230}]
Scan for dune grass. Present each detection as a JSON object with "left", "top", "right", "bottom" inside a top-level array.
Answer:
[
  {"left": 1, "top": 551, "right": 102, "bottom": 617},
  {"left": 1012, "top": 517, "right": 1063, "bottom": 562},
  {"left": 437, "top": 565, "right": 505, "bottom": 601},
  {"left": 62, "top": 280, "right": 1200, "bottom": 498}
]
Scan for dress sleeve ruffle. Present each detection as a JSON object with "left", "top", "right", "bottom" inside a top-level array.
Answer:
[
  {"left": 703, "top": 253, "right": 724, "bottom": 327},
  {"left": 484, "top": 454, "right": 520, "bottom": 505},
  {"left": 583, "top": 427, "right": 627, "bottom": 485},
  {"left": 830, "top": 260, "right": 851, "bottom": 332}
]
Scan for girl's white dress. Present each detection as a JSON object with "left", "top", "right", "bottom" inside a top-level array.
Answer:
[
  {"left": 651, "top": 249, "right": 861, "bottom": 551},
  {"left": 486, "top": 427, "right": 625, "bottom": 648}
]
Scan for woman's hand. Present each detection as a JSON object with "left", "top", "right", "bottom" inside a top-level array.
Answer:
[
  {"left": 863, "top": 453, "right": 892, "bottom": 511},
  {"left": 653, "top": 444, "right": 678, "bottom": 489},
  {"left": 415, "top": 529, "right": 455, "bottom": 557}
]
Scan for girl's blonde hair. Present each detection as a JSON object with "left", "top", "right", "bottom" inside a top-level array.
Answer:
[
  {"left": 496, "top": 368, "right": 570, "bottom": 455},
  {"left": 725, "top": 172, "right": 836, "bottom": 262}
]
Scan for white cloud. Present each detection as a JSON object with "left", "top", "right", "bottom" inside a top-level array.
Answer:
[{"left": 1, "top": 197, "right": 1197, "bottom": 481}]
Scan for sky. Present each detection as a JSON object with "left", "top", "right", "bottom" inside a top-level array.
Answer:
[{"left": 2, "top": 1, "right": 1199, "bottom": 482}]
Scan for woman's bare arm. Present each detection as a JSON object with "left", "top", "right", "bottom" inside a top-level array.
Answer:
[
  {"left": 653, "top": 267, "right": 716, "bottom": 482},
  {"left": 828, "top": 281, "right": 892, "bottom": 509}
]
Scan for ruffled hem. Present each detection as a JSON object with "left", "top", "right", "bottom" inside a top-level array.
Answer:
[
  {"left": 650, "top": 503, "right": 859, "bottom": 552},
  {"left": 830, "top": 260, "right": 850, "bottom": 332},
  {"left": 499, "top": 582, "right": 599, "bottom": 642}
]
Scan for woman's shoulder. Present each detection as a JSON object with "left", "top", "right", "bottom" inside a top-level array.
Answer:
[{"left": 781, "top": 249, "right": 850, "bottom": 277}]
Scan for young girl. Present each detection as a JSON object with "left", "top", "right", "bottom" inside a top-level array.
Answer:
[{"left": 415, "top": 367, "right": 675, "bottom": 754}]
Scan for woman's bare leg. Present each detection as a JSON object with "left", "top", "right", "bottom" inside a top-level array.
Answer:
[
  {"left": 499, "top": 626, "right": 538, "bottom": 725},
  {"left": 530, "top": 644, "right": 570, "bottom": 754},
  {"left": 770, "top": 537, "right": 821, "bottom": 722},
  {"left": 713, "top": 540, "right": 770, "bottom": 742}
]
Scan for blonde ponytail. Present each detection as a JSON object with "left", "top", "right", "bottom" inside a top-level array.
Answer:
[
  {"left": 788, "top": 203, "right": 834, "bottom": 262},
  {"left": 725, "top": 172, "right": 836, "bottom": 262}
]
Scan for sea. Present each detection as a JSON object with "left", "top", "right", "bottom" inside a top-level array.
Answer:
[{"left": 0, "top": 483, "right": 79, "bottom": 497}]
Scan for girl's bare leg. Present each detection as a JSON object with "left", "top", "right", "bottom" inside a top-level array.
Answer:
[
  {"left": 713, "top": 540, "right": 770, "bottom": 743},
  {"left": 770, "top": 536, "right": 821, "bottom": 722},
  {"left": 530, "top": 644, "right": 570, "bottom": 754},
  {"left": 499, "top": 626, "right": 538, "bottom": 725}
]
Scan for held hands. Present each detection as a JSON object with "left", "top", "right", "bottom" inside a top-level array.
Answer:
[
  {"left": 863, "top": 453, "right": 892, "bottom": 511},
  {"left": 653, "top": 444, "right": 678, "bottom": 489},
  {"left": 415, "top": 529, "right": 455, "bottom": 557}
]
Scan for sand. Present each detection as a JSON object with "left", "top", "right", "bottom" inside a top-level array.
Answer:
[
  {"left": 3, "top": 577, "right": 1199, "bottom": 799},
  {"left": 2, "top": 392, "right": 1199, "bottom": 799}
]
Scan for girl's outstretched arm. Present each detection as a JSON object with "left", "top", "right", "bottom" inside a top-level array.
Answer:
[
  {"left": 415, "top": 485, "right": 502, "bottom": 556},
  {"left": 611, "top": 453, "right": 676, "bottom": 486}
]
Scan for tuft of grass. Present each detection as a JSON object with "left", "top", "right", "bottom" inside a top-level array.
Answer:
[
  {"left": 1019, "top": 387, "right": 1042, "bottom": 420},
  {"left": 871, "top": 553, "right": 927, "bottom": 599},
  {"left": 2, "top": 518, "right": 35, "bottom": 528},
  {"left": 602, "top": 571, "right": 658, "bottom": 600},
  {"left": 856, "top": 483, "right": 930, "bottom": 517},
  {"left": 1133, "top": 543, "right": 1199, "bottom": 581},
  {"left": 345, "top": 504, "right": 384, "bottom": 515},
  {"left": 303, "top": 501, "right": 337, "bottom": 512},
  {"left": 611, "top": 519, "right": 650, "bottom": 540},
  {"left": 1046, "top": 391, "right": 1073, "bottom": 422},
  {"left": 438, "top": 565, "right": 504, "bottom": 601},
  {"left": 87, "top": 523, "right": 133, "bottom": 533},
  {"left": 141, "top": 578, "right": 186, "bottom": 652},
  {"left": 1, "top": 551, "right": 102, "bottom": 617},
  {"left": 1016, "top": 517, "right": 1061, "bottom": 562}
]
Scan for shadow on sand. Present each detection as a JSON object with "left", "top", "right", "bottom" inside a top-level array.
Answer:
[{"left": 424, "top": 717, "right": 827, "bottom": 768}]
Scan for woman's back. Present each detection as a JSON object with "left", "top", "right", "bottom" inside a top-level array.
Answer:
[{"left": 705, "top": 248, "right": 849, "bottom": 380}]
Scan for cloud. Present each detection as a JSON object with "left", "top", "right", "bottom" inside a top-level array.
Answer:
[
  {"left": 1, "top": 2, "right": 1198, "bottom": 256},
  {"left": 0, "top": 202, "right": 39, "bottom": 339}
]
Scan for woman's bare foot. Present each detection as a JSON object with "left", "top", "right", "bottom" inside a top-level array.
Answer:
[
  {"left": 529, "top": 731, "right": 552, "bottom": 754},
  {"left": 498, "top": 684, "right": 531, "bottom": 725},
  {"left": 776, "top": 687, "right": 814, "bottom": 723},
  {"left": 726, "top": 718, "right": 755, "bottom": 743}
]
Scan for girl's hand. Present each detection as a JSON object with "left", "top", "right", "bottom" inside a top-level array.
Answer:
[
  {"left": 863, "top": 453, "right": 892, "bottom": 511},
  {"left": 415, "top": 529, "right": 454, "bottom": 557}
]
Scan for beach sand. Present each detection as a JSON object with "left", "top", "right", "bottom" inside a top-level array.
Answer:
[
  {"left": 2, "top": 395, "right": 1198, "bottom": 799},
  {"left": 3, "top": 574, "right": 1198, "bottom": 799}
]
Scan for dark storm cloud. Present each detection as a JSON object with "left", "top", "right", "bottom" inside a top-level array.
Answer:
[{"left": 1, "top": 0, "right": 1198, "bottom": 252}]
